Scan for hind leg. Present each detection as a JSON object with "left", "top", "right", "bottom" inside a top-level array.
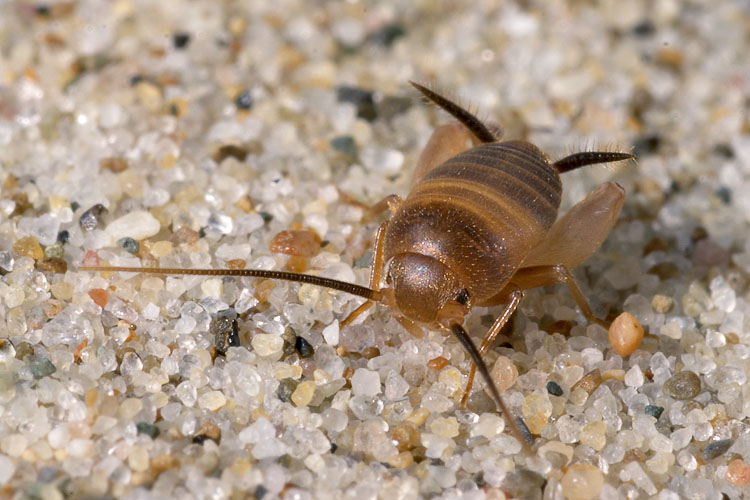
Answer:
[
  {"left": 460, "top": 183, "right": 624, "bottom": 404},
  {"left": 521, "top": 181, "right": 625, "bottom": 270},
  {"left": 411, "top": 122, "right": 475, "bottom": 186}
]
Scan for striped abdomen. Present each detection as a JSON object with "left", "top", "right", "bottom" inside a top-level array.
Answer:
[{"left": 383, "top": 140, "right": 562, "bottom": 303}]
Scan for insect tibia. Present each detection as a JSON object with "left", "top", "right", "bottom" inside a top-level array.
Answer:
[
  {"left": 409, "top": 80, "right": 498, "bottom": 144},
  {"left": 553, "top": 148, "right": 636, "bottom": 174},
  {"left": 78, "top": 265, "right": 381, "bottom": 301}
]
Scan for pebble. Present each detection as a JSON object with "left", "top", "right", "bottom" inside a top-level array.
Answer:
[
  {"left": 521, "top": 394, "right": 552, "bottom": 434},
  {"left": 651, "top": 294, "right": 674, "bottom": 313},
  {"left": 490, "top": 355, "right": 518, "bottom": 392},
  {"left": 136, "top": 422, "right": 159, "bottom": 439},
  {"left": 251, "top": 334, "right": 284, "bottom": 359},
  {"left": 88, "top": 288, "right": 108, "bottom": 308},
  {"left": 99, "top": 157, "right": 129, "bottom": 172},
  {"left": 703, "top": 439, "right": 733, "bottom": 460},
  {"left": 391, "top": 422, "right": 419, "bottom": 451},
  {"left": 336, "top": 85, "right": 376, "bottom": 121},
  {"left": 561, "top": 464, "right": 604, "bottom": 500},
  {"left": 624, "top": 365, "right": 645, "bottom": 387},
  {"left": 105, "top": 210, "right": 161, "bottom": 242},
  {"left": 609, "top": 312, "right": 644, "bottom": 356},
  {"left": 171, "top": 226, "right": 200, "bottom": 247},
  {"left": 726, "top": 459, "right": 750, "bottom": 486},
  {"left": 644, "top": 405, "right": 664, "bottom": 420},
  {"left": 427, "top": 356, "right": 448, "bottom": 370},
  {"left": 30, "top": 358, "right": 56, "bottom": 379},
  {"left": 43, "top": 243, "right": 64, "bottom": 259},
  {"left": 128, "top": 445, "right": 150, "bottom": 472},
  {"left": 212, "top": 317, "right": 240, "bottom": 354},
  {"left": 322, "top": 321, "right": 339, "bottom": 346},
  {"left": 134, "top": 80, "right": 163, "bottom": 113},
  {"left": 13, "top": 236, "right": 44, "bottom": 259},
  {"left": 193, "top": 422, "right": 222, "bottom": 444},
  {"left": 501, "top": 470, "right": 546, "bottom": 500},
  {"left": 291, "top": 381, "right": 316, "bottom": 407},
  {"left": 117, "top": 237, "right": 140, "bottom": 254},
  {"left": 79, "top": 204, "right": 108, "bottom": 230},
  {"left": 546, "top": 381, "right": 563, "bottom": 396},
  {"left": 663, "top": 370, "right": 701, "bottom": 400},
  {"left": 0, "top": 251, "right": 13, "bottom": 272},
  {"left": 235, "top": 90, "right": 253, "bottom": 110},
  {"left": 175, "top": 381, "right": 197, "bottom": 407},
  {"left": 198, "top": 391, "right": 227, "bottom": 411},
  {"left": 286, "top": 254, "right": 309, "bottom": 272},
  {"left": 351, "top": 368, "right": 381, "bottom": 397},
  {"left": 269, "top": 230, "right": 321, "bottom": 257},
  {"left": 330, "top": 135, "right": 357, "bottom": 157},
  {"left": 50, "top": 282, "right": 73, "bottom": 300},
  {"left": 119, "top": 398, "right": 143, "bottom": 418},
  {"left": 429, "top": 417, "right": 459, "bottom": 439},
  {"left": 295, "top": 336, "right": 315, "bottom": 358},
  {"left": 470, "top": 413, "right": 504, "bottom": 440},
  {"left": 36, "top": 257, "right": 67, "bottom": 273},
  {"left": 277, "top": 379, "right": 297, "bottom": 403},
  {"left": 172, "top": 31, "right": 191, "bottom": 48},
  {"left": 571, "top": 369, "right": 602, "bottom": 395},
  {"left": 579, "top": 420, "right": 607, "bottom": 451}
]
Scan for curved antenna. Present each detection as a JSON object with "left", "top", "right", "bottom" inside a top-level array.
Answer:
[
  {"left": 410, "top": 81, "right": 498, "bottom": 144},
  {"left": 79, "top": 266, "right": 381, "bottom": 301},
  {"left": 450, "top": 322, "right": 533, "bottom": 454},
  {"left": 553, "top": 151, "right": 635, "bottom": 174}
]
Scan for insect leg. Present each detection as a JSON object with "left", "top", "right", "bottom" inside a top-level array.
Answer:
[
  {"left": 336, "top": 191, "right": 402, "bottom": 219},
  {"left": 411, "top": 122, "right": 474, "bottom": 187},
  {"left": 521, "top": 181, "right": 625, "bottom": 270},
  {"left": 460, "top": 289, "right": 524, "bottom": 407},
  {"left": 507, "top": 265, "right": 609, "bottom": 328},
  {"left": 395, "top": 315, "right": 425, "bottom": 339},
  {"left": 340, "top": 221, "right": 389, "bottom": 327}
]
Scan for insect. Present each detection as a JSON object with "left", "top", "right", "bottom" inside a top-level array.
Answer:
[{"left": 81, "top": 81, "right": 634, "bottom": 452}]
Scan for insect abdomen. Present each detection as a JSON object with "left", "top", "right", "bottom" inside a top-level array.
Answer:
[{"left": 384, "top": 140, "right": 562, "bottom": 302}]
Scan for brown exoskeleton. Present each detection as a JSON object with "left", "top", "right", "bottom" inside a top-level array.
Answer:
[{"left": 81, "top": 82, "right": 634, "bottom": 452}]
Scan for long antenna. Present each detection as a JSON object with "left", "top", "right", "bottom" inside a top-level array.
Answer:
[
  {"left": 450, "top": 323, "right": 532, "bottom": 454},
  {"left": 410, "top": 81, "right": 498, "bottom": 144},
  {"left": 553, "top": 151, "right": 635, "bottom": 173},
  {"left": 78, "top": 266, "right": 381, "bottom": 301}
]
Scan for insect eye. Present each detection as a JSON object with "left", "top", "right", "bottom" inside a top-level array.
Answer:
[{"left": 456, "top": 289, "right": 470, "bottom": 305}]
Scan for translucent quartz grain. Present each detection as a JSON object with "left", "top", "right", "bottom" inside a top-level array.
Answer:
[
  {"left": 104, "top": 210, "right": 161, "bottom": 241},
  {"left": 470, "top": 413, "right": 505, "bottom": 439},
  {"left": 561, "top": 464, "right": 604, "bottom": 500},
  {"left": 251, "top": 334, "right": 284, "bottom": 359},
  {"left": 490, "top": 355, "right": 519, "bottom": 392},
  {"left": 291, "top": 381, "right": 316, "bottom": 407},
  {"left": 198, "top": 391, "right": 227, "bottom": 411},
  {"left": 350, "top": 368, "right": 381, "bottom": 396},
  {"left": 429, "top": 417, "right": 459, "bottom": 439},
  {"left": 579, "top": 420, "right": 607, "bottom": 451},
  {"left": 522, "top": 394, "right": 552, "bottom": 434},
  {"left": 322, "top": 320, "right": 340, "bottom": 345}
]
